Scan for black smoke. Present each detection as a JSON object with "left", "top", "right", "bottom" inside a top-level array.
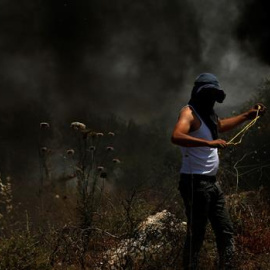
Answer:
[
  {"left": 0, "top": 0, "right": 202, "bottom": 119},
  {"left": 235, "top": 0, "right": 270, "bottom": 65},
  {"left": 0, "top": 0, "right": 202, "bottom": 178},
  {"left": 0, "top": 0, "right": 269, "bottom": 179}
]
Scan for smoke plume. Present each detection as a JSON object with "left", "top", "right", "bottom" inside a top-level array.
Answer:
[{"left": 0, "top": 0, "right": 269, "bottom": 178}]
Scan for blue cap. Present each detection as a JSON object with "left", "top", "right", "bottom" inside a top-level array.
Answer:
[
  {"left": 191, "top": 73, "right": 226, "bottom": 103},
  {"left": 194, "top": 73, "right": 221, "bottom": 91}
]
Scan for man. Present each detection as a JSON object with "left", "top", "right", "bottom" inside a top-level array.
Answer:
[{"left": 171, "top": 73, "right": 266, "bottom": 269}]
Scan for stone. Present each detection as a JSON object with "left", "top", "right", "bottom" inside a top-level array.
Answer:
[{"left": 99, "top": 210, "right": 186, "bottom": 269}]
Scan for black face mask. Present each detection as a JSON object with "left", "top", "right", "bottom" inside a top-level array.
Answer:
[
  {"left": 188, "top": 87, "right": 226, "bottom": 140},
  {"left": 196, "top": 88, "right": 226, "bottom": 105},
  {"left": 215, "top": 90, "right": 226, "bottom": 103}
]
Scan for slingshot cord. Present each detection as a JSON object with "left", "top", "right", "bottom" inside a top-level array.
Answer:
[{"left": 227, "top": 105, "right": 261, "bottom": 146}]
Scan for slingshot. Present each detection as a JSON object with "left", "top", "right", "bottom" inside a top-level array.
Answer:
[{"left": 227, "top": 105, "right": 262, "bottom": 146}]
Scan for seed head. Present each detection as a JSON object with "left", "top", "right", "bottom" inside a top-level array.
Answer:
[
  {"left": 66, "top": 149, "right": 75, "bottom": 156},
  {"left": 41, "top": 147, "right": 48, "bottom": 153},
  {"left": 97, "top": 132, "right": 104, "bottom": 137},
  {"left": 108, "top": 132, "right": 115, "bottom": 137},
  {"left": 112, "top": 158, "right": 121, "bottom": 164},
  {"left": 106, "top": 146, "right": 114, "bottom": 152},
  {"left": 89, "top": 146, "right": 96, "bottom": 151},
  {"left": 97, "top": 166, "right": 104, "bottom": 171},
  {"left": 70, "top": 122, "right": 86, "bottom": 130},
  {"left": 40, "top": 122, "right": 50, "bottom": 129}
]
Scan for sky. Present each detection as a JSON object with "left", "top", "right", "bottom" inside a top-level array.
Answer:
[{"left": 0, "top": 0, "right": 270, "bottom": 177}]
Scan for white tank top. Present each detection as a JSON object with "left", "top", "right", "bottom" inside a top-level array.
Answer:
[{"left": 180, "top": 105, "right": 219, "bottom": 176}]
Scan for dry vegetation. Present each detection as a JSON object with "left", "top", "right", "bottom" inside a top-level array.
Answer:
[{"left": 1, "top": 80, "right": 270, "bottom": 269}]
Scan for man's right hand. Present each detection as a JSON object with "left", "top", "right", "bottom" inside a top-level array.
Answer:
[
  {"left": 246, "top": 103, "right": 267, "bottom": 120},
  {"left": 208, "top": 139, "right": 227, "bottom": 148}
]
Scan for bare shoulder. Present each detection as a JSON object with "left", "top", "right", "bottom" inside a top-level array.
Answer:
[
  {"left": 178, "top": 106, "right": 195, "bottom": 121},
  {"left": 178, "top": 106, "right": 200, "bottom": 132}
]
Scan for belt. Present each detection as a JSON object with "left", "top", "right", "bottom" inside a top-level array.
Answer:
[{"left": 180, "top": 173, "right": 216, "bottom": 182}]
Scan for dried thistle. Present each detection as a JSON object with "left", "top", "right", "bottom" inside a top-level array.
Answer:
[
  {"left": 66, "top": 149, "right": 75, "bottom": 156},
  {"left": 70, "top": 122, "right": 86, "bottom": 130},
  {"left": 106, "top": 146, "right": 114, "bottom": 152},
  {"left": 41, "top": 147, "right": 48, "bottom": 153},
  {"left": 40, "top": 122, "right": 50, "bottom": 129},
  {"left": 108, "top": 132, "right": 115, "bottom": 136},
  {"left": 97, "top": 166, "right": 105, "bottom": 171},
  {"left": 112, "top": 158, "right": 121, "bottom": 164},
  {"left": 96, "top": 132, "right": 104, "bottom": 137}
]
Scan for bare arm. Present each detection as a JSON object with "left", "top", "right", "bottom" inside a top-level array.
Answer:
[
  {"left": 218, "top": 103, "right": 266, "bottom": 133},
  {"left": 171, "top": 107, "right": 227, "bottom": 148},
  {"left": 218, "top": 112, "right": 248, "bottom": 133}
]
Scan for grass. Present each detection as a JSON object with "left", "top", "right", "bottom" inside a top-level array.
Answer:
[
  {"left": 1, "top": 116, "right": 270, "bottom": 269},
  {"left": 1, "top": 178, "right": 270, "bottom": 269}
]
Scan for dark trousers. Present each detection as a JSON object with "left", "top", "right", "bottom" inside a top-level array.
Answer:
[{"left": 179, "top": 174, "right": 235, "bottom": 269}]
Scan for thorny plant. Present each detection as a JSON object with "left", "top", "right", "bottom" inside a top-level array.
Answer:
[{"left": 39, "top": 121, "right": 121, "bottom": 269}]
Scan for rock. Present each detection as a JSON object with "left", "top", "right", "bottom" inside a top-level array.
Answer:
[{"left": 99, "top": 210, "right": 186, "bottom": 269}]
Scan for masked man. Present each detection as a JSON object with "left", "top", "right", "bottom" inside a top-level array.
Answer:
[{"left": 171, "top": 73, "right": 266, "bottom": 269}]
